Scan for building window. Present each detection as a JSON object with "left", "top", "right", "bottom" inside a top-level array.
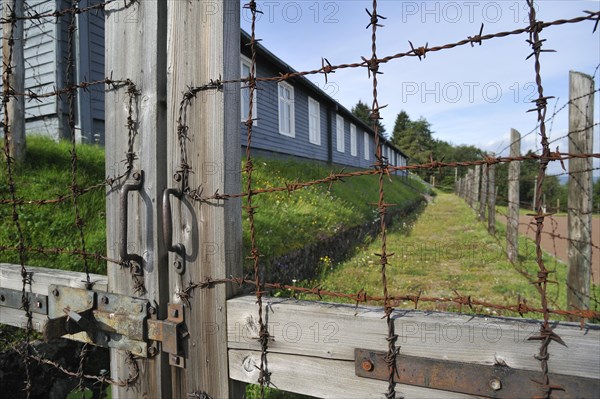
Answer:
[
  {"left": 364, "top": 132, "right": 369, "bottom": 160},
  {"left": 308, "top": 97, "right": 320, "bottom": 145},
  {"left": 336, "top": 115, "right": 344, "bottom": 152},
  {"left": 278, "top": 81, "right": 295, "bottom": 137},
  {"left": 350, "top": 124, "right": 357, "bottom": 157},
  {"left": 240, "top": 55, "right": 257, "bottom": 125}
]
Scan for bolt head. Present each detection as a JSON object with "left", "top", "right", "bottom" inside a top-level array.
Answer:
[
  {"left": 101, "top": 296, "right": 109, "bottom": 305},
  {"left": 489, "top": 378, "right": 502, "bottom": 391},
  {"left": 52, "top": 288, "right": 60, "bottom": 297},
  {"left": 148, "top": 306, "right": 157, "bottom": 315},
  {"left": 148, "top": 346, "right": 158, "bottom": 357},
  {"left": 173, "top": 261, "right": 183, "bottom": 270},
  {"left": 132, "top": 171, "right": 141, "bottom": 181},
  {"left": 173, "top": 172, "right": 182, "bottom": 182},
  {"left": 35, "top": 301, "right": 42, "bottom": 308},
  {"left": 361, "top": 360, "right": 374, "bottom": 372}
]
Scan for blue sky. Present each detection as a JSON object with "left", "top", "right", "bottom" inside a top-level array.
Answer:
[{"left": 240, "top": 0, "right": 600, "bottom": 177}]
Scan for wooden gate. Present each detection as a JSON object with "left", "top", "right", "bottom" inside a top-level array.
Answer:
[{"left": 1, "top": 1, "right": 599, "bottom": 398}]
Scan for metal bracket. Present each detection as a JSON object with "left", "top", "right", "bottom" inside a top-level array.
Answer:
[
  {"left": 45, "top": 285, "right": 149, "bottom": 356},
  {"left": 147, "top": 303, "right": 185, "bottom": 368},
  {"left": 0, "top": 287, "right": 48, "bottom": 315},
  {"left": 355, "top": 349, "right": 599, "bottom": 398}
]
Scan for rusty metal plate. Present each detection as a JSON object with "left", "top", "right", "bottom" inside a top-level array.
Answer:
[
  {"left": 355, "top": 349, "right": 599, "bottom": 399},
  {"left": 96, "top": 291, "right": 148, "bottom": 341},
  {"left": 0, "top": 287, "right": 48, "bottom": 315},
  {"left": 45, "top": 285, "right": 149, "bottom": 356},
  {"left": 47, "top": 285, "right": 94, "bottom": 318}
]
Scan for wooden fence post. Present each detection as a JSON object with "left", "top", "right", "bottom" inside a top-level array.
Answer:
[
  {"left": 507, "top": 129, "right": 521, "bottom": 263},
  {"left": 567, "top": 71, "right": 594, "bottom": 312},
  {"left": 473, "top": 165, "right": 481, "bottom": 211},
  {"left": 466, "top": 169, "right": 473, "bottom": 207},
  {"left": 487, "top": 153, "right": 496, "bottom": 235},
  {"left": 2, "top": 0, "right": 25, "bottom": 161},
  {"left": 166, "top": 1, "right": 243, "bottom": 397},
  {"left": 479, "top": 163, "right": 487, "bottom": 221},
  {"left": 105, "top": 2, "right": 170, "bottom": 397}
]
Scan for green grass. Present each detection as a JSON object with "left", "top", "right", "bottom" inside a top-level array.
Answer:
[
  {"left": 307, "top": 192, "right": 599, "bottom": 317},
  {"left": 0, "top": 136, "right": 107, "bottom": 273},
  {"left": 244, "top": 158, "right": 425, "bottom": 262},
  {"left": 0, "top": 137, "right": 425, "bottom": 276}
]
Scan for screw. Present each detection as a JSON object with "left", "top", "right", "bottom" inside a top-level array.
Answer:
[
  {"left": 173, "top": 260, "right": 183, "bottom": 271},
  {"left": 148, "top": 346, "right": 158, "bottom": 357},
  {"left": 489, "top": 378, "right": 502, "bottom": 391},
  {"left": 173, "top": 172, "right": 182, "bottom": 182},
  {"left": 148, "top": 306, "right": 157, "bottom": 315},
  {"left": 132, "top": 171, "right": 141, "bottom": 181},
  {"left": 52, "top": 288, "right": 60, "bottom": 297},
  {"left": 101, "top": 296, "right": 109, "bottom": 305},
  {"left": 35, "top": 301, "right": 42, "bottom": 308},
  {"left": 361, "top": 360, "right": 374, "bottom": 372}
]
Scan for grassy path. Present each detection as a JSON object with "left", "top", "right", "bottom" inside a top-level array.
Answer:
[{"left": 315, "top": 192, "right": 577, "bottom": 315}]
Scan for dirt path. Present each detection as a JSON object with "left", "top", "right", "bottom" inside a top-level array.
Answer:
[{"left": 499, "top": 214, "right": 600, "bottom": 284}]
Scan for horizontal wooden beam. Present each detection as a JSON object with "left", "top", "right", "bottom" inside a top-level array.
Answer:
[
  {"left": 227, "top": 295, "right": 600, "bottom": 398},
  {"left": 0, "top": 263, "right": 107, "bottom": 332}
]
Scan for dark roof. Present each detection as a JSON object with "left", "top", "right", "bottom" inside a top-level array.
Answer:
[{"left": 240, "top": 30, "right": 408, "bottom": 161}]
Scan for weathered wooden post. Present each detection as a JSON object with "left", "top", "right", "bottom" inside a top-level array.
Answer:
[
  {"left": 166, "top": 1, "right": 244, "bottom": 397},
  {"left": 2, "top": 0, "right": 25, "bottom": 161},
  {"left": 487, "top": 153, "right": 496, "bottom": 235},
  {"left": 567, "top": 71, "right": 594, "bottom": 312},
  {"left": 479, "top": 163, "right": 487, "bottom": 221},
  {"left": 507, "top": 129, "right": 521, "bottom": 263},
  {"left": 473, "top": 165, "right": 481, "bottom": 211},
  {"left": 105, "top": 2, "right": 170, "bottom": 397}
]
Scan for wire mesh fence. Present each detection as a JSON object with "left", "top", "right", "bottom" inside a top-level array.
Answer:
[{"left": 1, "top": 0, "right": 599, "bottom": 398}]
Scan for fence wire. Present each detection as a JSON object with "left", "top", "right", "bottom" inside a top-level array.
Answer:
[{"left": 0, "top": 0, "right": 599, "bottom": 398}]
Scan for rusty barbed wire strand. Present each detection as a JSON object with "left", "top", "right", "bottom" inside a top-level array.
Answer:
[
  {"left": 525, "top": 3, "right": 564, "bottom": 397},
  {"left": 364, "top": 1, "right": 398, "bottom": 398},
  {"left": 19, "top": 347, "right": 140, "bottom": 388},
  {"left": 242, "top": 2, "right": 270, "bottom": 397},
  {"left": 1, "top": 1, "right": 33, "bottom": 396},
  {"left": 177, "top": 276, "right": 600, "bottom": 320},
  {"left": 184, "top": 152, "right": 599, "bottom": 204},
  {"left": 65, "top": 0, "right": 91, "bottom": 290},
  {"left": 173, "top": 11, "right": 600, "bottom": 101},
  {"left": 0, "top": 0, "right": 136, "bottom": 24}
]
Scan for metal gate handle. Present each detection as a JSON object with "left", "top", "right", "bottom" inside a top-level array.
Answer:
[
  {"left": 119, "top": 171, "right": 144, "bottom": 269},
  {"left": 163, "top": 188, "right": 186, "bottom": 274}
]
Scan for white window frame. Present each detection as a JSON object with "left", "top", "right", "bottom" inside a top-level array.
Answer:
[
  {"left": 278, "top": 81, "right": 295, "bottom": 137},
  {"left": 240, "top": 55, "right": 257, "bottom": 125},
  {"left": 364, "top": 132, "right": 370, "bottom": 160},
  {"left": 308, "top": 97, "right": 321, "bottom": 145},
  {"left": 350, "top": 124, "right": 357, "bottom": 157},
  {"left": 336, "top": 115, "right": 344, "bottom": 152}
]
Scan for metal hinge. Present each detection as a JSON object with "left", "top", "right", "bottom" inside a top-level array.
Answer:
[
  {"left": 21, "top": 285, "right": 188, "bottom": 368},
  {"left": 355, "top": 348, "right": 599, "bottom": 398}
]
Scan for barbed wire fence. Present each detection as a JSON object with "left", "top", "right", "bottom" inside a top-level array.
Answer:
[{"left": 0, "top": 0, "right": 599, "bottom": 398}]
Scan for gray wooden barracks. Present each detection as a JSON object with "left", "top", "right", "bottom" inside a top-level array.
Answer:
[{"left": 2, "top": 1, "right": 408, "bottom": 172}]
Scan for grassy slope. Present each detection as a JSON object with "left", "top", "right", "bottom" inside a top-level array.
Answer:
[
  {"left": 0, "top": 136, "right": 106, "bottom": 272},
  {"left": 0, "top": 137, "right": 425, "bottom": 275}
]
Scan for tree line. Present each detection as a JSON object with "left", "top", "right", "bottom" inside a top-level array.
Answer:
[{"left": 351, "top": 101, "right": 600, "bottom": 214}]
